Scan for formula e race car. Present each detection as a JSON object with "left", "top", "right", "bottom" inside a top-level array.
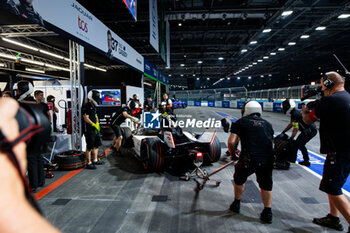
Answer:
[
  {"left": 119, "top": 115, "right": 221, "bottom": 171},
  {"left": 172, "top": 99, "right": 187, "bottom": 109}
]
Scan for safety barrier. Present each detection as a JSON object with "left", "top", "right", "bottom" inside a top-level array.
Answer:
[{"left": 181, "top": 99, "right": 305, "bottom": 113}]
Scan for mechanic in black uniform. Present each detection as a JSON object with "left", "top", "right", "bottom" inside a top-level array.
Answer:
[
  {"left": 82, "top": 90, "right": 103, "bottom": 169},
  {"left": 144, "top": 95, "right": 155, "bottom": 111},
  {"left": 14, "top": 81, "right": 45, "bottom": 192},
  {"left": 303, "top": 71, "right": 350, "bottom": 232},
  {"left": 282, "top": 99, "right": 317, "bottom": 166},
  {"left": 47, "top": 95, "right": 59, "bottom": 132},
  {"left": 110, "top": 105, "right": 140, "bottom": 155},
  {"left": 227, "top": 100, "right": 274, "bottom": 223},
  {"left": 18, "top": 0, "right": 44, "bottom": 26},
  {"left": 128, "top": 94, "right": 141, "bottom": 129},
  {"left": 162, "top": 93, "right": 173, "bottom": 112}
]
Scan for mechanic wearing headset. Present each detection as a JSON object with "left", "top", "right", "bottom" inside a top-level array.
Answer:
[
  {"left": 227, "top": 101, "right": 275, "bottom": 223},
  {"left": 281, "top": 99, "right": 317, "bottom": 167},
  {"left": 303, "top": 72, "right": 350, "bottom": 232},
  {"left": 82, "top": 90, "right": 103, "bottom": 169},
  {"left": 110, "top": 105, "right": 141, "bottom": 155}
]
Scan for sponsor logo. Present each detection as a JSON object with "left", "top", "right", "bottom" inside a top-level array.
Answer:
[
  {"left": 71, "top": 3, "right": 93, "bottom": 21},
  {"left": 78, "top": 16, "right": 88, "bottom": 33},
  {"left": 143, "top": 111, "right": 161, "bottom": 129},
  {"left": 107, "top": 32, "right": 128, "bottom": 58}
]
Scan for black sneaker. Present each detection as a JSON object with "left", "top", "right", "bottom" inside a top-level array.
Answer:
[
  {"left": 260, "top": 209, "right": 273, "bottom": 224},
  {"left": 299, "top": 161, "right": 311, "bottom": 167},
  {"left": 93, "top": 160, "right": 104, "bottom": 165},
  {"left": 229, "top": 200, "right": 240, "bottom": 213},
  {"left": 86, "top": 163, "right": 96, "bottom": 169},
  {"left": 313, "top": 214, "right": 344, "bottom": 231}
]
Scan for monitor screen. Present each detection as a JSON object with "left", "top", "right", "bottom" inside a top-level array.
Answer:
[
  {"left": 122, "top": 0, "right": 137, "bottom": 21},
  {"left": 96, "top": 89, "right": 121, "bottom": 106}
]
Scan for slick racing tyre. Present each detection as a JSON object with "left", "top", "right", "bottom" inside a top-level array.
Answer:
[
  {"left": 121, "top": 127, "right": 133, "bottom": 148},
  {"left": 206, "top": 136, "right": 221, "bottom": 163},
  {"left": 141, "top": 138, "right": 166, "bottom": 171},
  {"left": 55, "top": 150, "right": 86, "bottom": 170}
]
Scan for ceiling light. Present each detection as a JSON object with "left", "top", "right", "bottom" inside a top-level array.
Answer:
[
  {"left": 0, "top": 53, "right": 16, "bottom": 60},
  {"left": 207, "top": 77, "right": 210, "bottom": 80},
  {"left": 44, "top": 63, "right": 70, "bottom": 72},
  {"left": 178, "top": 23, "right": 182, "bottom": 26},
  {"left": 263, "top": 56, "right": 269, "bottom": 59},
  {"left": 270, "top": 52, "right": 276, "bottom": 55},
  {"left": 180, "top": 64, "right": 185, "bottom": 67},
  {"left": 315, "top": 26, "right": 326, "bottom": 31},
  {"left": 184, "top": 54, "right": 186, "bottom": 57},
  {"left": 301, "top": 35, "right": 310, "bottom": 39},
  {"left": 197, "top": 78, "right": 199, "bottom": 80},
  {"left": 0, "top": 63, "right": 5, "bottom": 67},
  {"left": 63, "top": 57, "right": 70, "bottom": 62},
  {"left": 95, "top": 67, "right": 107, "bottom": 72},
  {"left": 250, "top": 41, "right": 257, "bottom": 45},
  {"left": 281, "top": 11, "right": 293, "bottom": 16},
  {"left": 193, "top": 74, "right": 196, "bottom": 77},
  {"left": 39, "top": 50, "right": 64, "bottom": 59},
  {"left": 269, "top": 74, "right": 272, "bottom": 77},
  {"left": 258, "top": 60, "right": 263, "bottom": 62},
  {"left": 338, "top": 14, "right": 350, "bottom": 19},
  {"left": 248, "top": 65, "right": 253, "bottom": 67},
  {"left": 263, "top": 29, "right": 271, "bottom": 33},
  {"left": 166, "top": 66, "right": 170, "bottom": 69},
  {"left": 241, "top": 49, "right": 248, "bottom": 53},
  {"left": 288, "top": 42, "right": 296, "bottom": 46},
  {"left": 237, "top": 77, "right": 240, "bottom": 80},
  {"left": 260, "top": 75, "right": 264, "bottom": 78},
  {"left": 245, "top": 66, "right": 249, "bottom": 69},
  {"left": 248, "top": 76, "right": 252, "bottom": 79},
  {"left": 25, "top": 68, "right": 45, "bottom": 74},
  {"left": 227, "top": 77, "right": 230, "bottom": 80},
  {"left": 198, "top": 61, "right": 203, "bottom": 64},
  {"left": 169, "top": 74, "right": 172, "bottom": 77},
  {"left": 278, "top": 48, "right": 285, "bottom": 51},
  {"left": 311, "top": 81, "right": 316, "bottom": 85},
  {"left": 2, "top": 37, "right": 39, "bottom": 51},
  {"left": 21, "top": 58, "right": 44, "bottom": 66},
  {"left": 180, "top": 74, "right": 184, "bottom": 77},
  {"left": 84, "top": 63, "right": 107, "bottom": 72},
  {"left": 253, "top": 62, "right": 257, "bottom": 65},
  {"left": 218, "top": 57, "right": 224, "bottom": 60},
  {"left": 144, "top": 82, "right": 152, "bottom": 87}
]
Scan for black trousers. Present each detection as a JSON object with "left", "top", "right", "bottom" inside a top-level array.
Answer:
[
  {"left": 27, "top": 152, "right": 45, "bottom": 189},
  {"left": 295, "top": 129, "right": 317, "bottom": 162}
]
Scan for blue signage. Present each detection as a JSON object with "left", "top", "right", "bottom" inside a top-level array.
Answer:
[
  {"left": 222, "top": 101, "right": 230, "bottom": 108},
  {"left": 273, "top": 102, "right": 283, "bottom": 113},
  {"left": 208, "top": 101, "right": 215, "bottom": 107},
  {"left": 237, "top": 101, "right": 246, "bottom": 109},
  {"left": 144, "top": 59, "right": 158, "bottom": 79},
  {"left": 194, "top": 100, "right": 201, "bottom": 106}
]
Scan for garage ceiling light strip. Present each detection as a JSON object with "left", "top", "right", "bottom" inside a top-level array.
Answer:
[
  {"left": 1, "top": 37, "right": 106, "bottom": 72},
  {"left": 2, "top": 37, "right": 39, "bottom": 51},
  {"left": 25, "top": 68, "right": 45, "bottom": 74},
  {"left": 0, "top": 52, "right": 68, "bottom": 71}
]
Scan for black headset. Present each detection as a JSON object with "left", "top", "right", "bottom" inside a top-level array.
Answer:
[{"left": 323, "top": 75, "right": 334, "bottom": 89}]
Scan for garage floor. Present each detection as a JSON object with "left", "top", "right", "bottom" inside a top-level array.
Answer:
[{"left": 38, "top": 107, "right": 348, "bottom": 233}]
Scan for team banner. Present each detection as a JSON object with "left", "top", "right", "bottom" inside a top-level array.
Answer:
[
  {"left": 0, "top": 0, "right": 144, "bottom": 72},
  {"left": 149, "top": 0, "right": 159, "bottom": 52}
]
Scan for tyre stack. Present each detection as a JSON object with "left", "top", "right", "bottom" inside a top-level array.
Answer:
[{"left": 55, "top": 150, "right": 86, "bottom": 170}]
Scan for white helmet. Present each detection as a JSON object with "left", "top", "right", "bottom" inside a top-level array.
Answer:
[
  {"left": 87, "top": 90, "right": 101, "bottom": 106},
  {"left": 241, "top": 101, "right": 262, "bottom": 117},
  {"left": 282, "top": 99, "right": 296, "bottom": 115},
  {"left": 13, "top": 81, "right": 34, "bottom": 101}
]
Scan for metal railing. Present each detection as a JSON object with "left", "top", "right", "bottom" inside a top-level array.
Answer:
[{"left": 170, "top": 85, "right": 321, "bottom": 101}]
